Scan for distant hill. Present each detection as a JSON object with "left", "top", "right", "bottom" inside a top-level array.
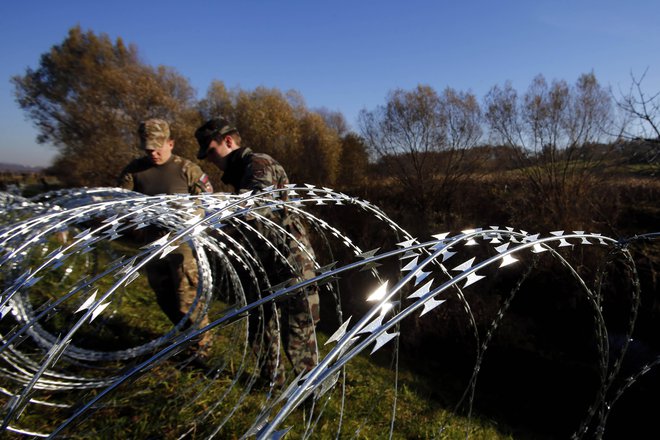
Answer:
[{"left": 0, "top": 163, "right": 45, "bottom": 173}]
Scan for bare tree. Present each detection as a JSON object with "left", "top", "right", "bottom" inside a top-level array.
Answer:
[
  {"left": 314, "top": 108, "right": 350, "bottom": 138},
  {"left": 359, "top": 85, "right": 482, "bottom": 230},
  {"left": 615, "top": 69, "right": 660, "bottom": 170},
  {"left": 484, "top": 73, "right": 615, "bottom": 228},
  {"left": 437, "top": 88, "right": 483, "bottom": 199}
]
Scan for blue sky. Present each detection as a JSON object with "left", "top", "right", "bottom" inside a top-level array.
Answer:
[{"left": 1, "top": 0, "right": 659, "bottom": 167}]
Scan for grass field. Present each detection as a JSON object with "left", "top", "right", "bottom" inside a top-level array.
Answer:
[{"left": 0, "top": 232, "right": 515, "bottom": 439}]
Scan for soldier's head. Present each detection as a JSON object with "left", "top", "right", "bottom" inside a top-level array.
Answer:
[
  {"left": 138, "top": 119, "right": 174, "bottom": 165},
  {"left": 195, "top": 117, "right": 241, "bottom": 170}
]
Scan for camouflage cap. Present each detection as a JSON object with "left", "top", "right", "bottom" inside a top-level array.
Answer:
[
  {"left": 138, "top": 119, "right": 171, "bottom": 150},
  {"left": 195, "top": 117, "right": 238, "bottom": 159}
]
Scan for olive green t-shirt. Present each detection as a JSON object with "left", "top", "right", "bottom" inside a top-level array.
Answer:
[{"left": 118, "top": 154, "right": 213, "bottom": 195}]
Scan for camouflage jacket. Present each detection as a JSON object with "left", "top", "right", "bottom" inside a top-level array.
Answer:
[
  {"left": 118, "top": 154, "right": 213, "bottom": 196},
  {"left": 221, "top": 147, "right": 288, "bottom": 196},
  {"left": 221, "top": 147, "right": 317, "bottom": 284}
]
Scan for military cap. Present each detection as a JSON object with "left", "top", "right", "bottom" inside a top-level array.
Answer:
[
  {"left": 138, "top": 119, "right": 170, "bottom": 150},
  {"left": 195, "top": 117, "right": 238, "bottom": 159}
]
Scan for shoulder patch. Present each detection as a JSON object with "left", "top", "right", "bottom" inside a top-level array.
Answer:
[{"left": 197, "top": 173, "right": 213, "bottom": 193}]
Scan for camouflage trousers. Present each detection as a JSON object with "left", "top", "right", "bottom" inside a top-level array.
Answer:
[
  {"left": 254, "top": 287, "right": 320, "bottom": 385},
  {"left": 245, "top": 210, "right": 320, "bottom": 384},
  {"left": 145, "top": 243, "right": 212, "bottom": 355}
]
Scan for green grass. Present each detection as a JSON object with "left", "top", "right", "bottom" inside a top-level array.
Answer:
[
  {"left": 2, "top": 328, "right": 514, "bottom": 438},
  {"left": 0, "top": 233, "right": 515, "bottom": 439},
  {"left": 5, "top": 349, "right": 512, "bottom": 438}
]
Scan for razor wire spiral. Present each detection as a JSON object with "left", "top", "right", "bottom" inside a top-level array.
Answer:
[{"left": 0, "top": 186, "right": 658, "bottom": 438}]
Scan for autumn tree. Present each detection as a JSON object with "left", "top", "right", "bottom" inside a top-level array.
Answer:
[
  {"left": 315, "top": 107, "right": 350, "bottom": 137},
  {"left": 199, "top": 83, "right": 344, "bottom": 187},
  {"left": 359, "top": 85, "right": 482, "bottom": 230},
  {"left": 337, "top": 133, "right": 369, "bottom": 188},
  {"left": 315, "top": 108, "right": 369, "bottom": 188},
  {"left": 298, "top": 112, "right": 342, "bottom": 184},
  {"left": 12, "top": 26, "right": 200, "bottom": 186},
  {"left": 197, "top": 80, "right": 235, "bottom": 121},
  {"left": 484, "top": 73, "right": 615, "bottom": 228},
  {"left": 233, "top": 87, "right": 303, "bottom": 174}
]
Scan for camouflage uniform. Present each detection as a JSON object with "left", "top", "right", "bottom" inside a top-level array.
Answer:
[
  {"left": 119, "top": 121, "right": 214, "bottom": 355},
  {"left": 221, "top": 147, "right": 320, "bottom": 384}
]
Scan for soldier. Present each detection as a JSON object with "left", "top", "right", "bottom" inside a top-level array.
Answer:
[
  {"left": 118, "top": 118, "right": 214, "bottom": 360},
  {"left": 195, "top": 117, "right": 320, "bottom": 387}
]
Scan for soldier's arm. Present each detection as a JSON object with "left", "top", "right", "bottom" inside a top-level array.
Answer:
[
  {"left": 184, "top": 162, "right": 214, "bottom": 195},
  {"left": 243, "top": 160, "right": 285, "bottom": 193},
  {"left": 191, "top": 172, "right": 214, "bottom": 194}
]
